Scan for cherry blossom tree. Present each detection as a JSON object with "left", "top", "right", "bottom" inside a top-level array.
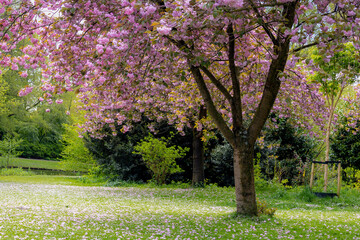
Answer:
[{"left": 2, "top": 0, "right": 360, "bottom": 216}]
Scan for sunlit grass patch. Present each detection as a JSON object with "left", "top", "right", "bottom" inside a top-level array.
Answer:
[
  {"left": 0, "top": 175, "right": 104, "bottom": 186},
  {"left": 0, "top": 167, "right": 34, "bottom": 176},
  {"left": 0, "top": 157, "right": 62, "bottom": 170}
]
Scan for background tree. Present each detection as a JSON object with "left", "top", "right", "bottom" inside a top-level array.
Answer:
[
  {"left": 332, "top": 118, "right": 360, "bottom": 182},
  {"left": 310, "top": 43, "right": 360, "bottom": 191},
  {"left": 59, "top": 124, "right": 96, "bottom": 172},
  {"left": 0, "top": 136, "right": 23, "bottom": 168}
]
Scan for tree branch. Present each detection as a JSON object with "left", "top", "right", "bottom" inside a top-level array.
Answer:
[
  {"left": 25, "top": 100, "right": 41, "bottom": 111},
  {"left": 199, "top": 66, "right": 232, "bottom": 102},
  {"left": 248, "top": 1, "right": 298, "bottom": 145},
  {"left": 247, "top": 0, "right": 279, "bottom": 47},
  {"left": 292, "top": 38, "right": 335, "bottom": 53},
  {"left": 189, "top": 66, "right": 235, "bottom": 146},
  {"left": 227, "top": 23, "right": 243, "bottom": 135}
]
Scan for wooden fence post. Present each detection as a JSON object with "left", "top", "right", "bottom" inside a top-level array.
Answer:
[
  {"left": 337, "top": 163, "right": 341, "bottom": 197},
  {"left": 310, "top": 162, "right": 315, "bottom": 189}
]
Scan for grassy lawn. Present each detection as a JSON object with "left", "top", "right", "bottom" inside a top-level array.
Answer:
[
  {"left": 0, "top": 157, "right": 61, "bottom": 170},
  {"left": 0, "top": 175, "right": 103, "bottom": 186},
  {"left": 0, "top": 176, "right": 360, "bottom": 239}
]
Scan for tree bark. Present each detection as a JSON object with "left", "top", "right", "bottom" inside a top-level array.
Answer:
[
  {"left": 233, "top": 141, "right": 257, "bottom": 215},
  {"left": 192, "top": 127, "right": 204, "bottom": 186},
  {"left": 192, "top": 105, "right": 206, "bottom": 186}
]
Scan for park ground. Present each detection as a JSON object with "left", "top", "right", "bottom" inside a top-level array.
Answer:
[{"left": 0, "top": 174, "right": 360, "bottom": 239}]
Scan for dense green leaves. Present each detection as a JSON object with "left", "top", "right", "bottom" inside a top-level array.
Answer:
[
  {"left": 133, "top": 134, "right": 188, "bottom": 185},
  {"left": 332, "top": 119, "right": 360, "bottom": 171},
  {"left": 59, "top": 124, "right": 96, "bottom": 172},
  {"left": 310, "top": 43, "right": 360, "bottom": 96}
]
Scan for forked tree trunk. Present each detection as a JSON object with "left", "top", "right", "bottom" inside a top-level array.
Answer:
[
  {"left": 153, "top": 0, "right": 297, "bottom": 218},
  {"left": 233, "top": 142, "right": 257, "bottom": 215},
  {"left": 192, "top": 128, "right": 204, "bottom": 186}
]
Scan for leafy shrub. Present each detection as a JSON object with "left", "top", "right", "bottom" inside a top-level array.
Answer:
[
  {"left": 0, "top": 167, "right": 33, "bottom": 176},
  {"left": 348, "top": 169, "right": 360, "bottom": 189},
  {"left": 85, "top": 123, "right": 151, "bottom": 182},
  {"left": 133, "top": 135, "right": 189, "bottom": 185},
  {"left": 59, "top": 124, "right": 96, "bottom": 172},
  {"left": 78, "top": 165, "right": 106, "bottom": 184},
  {"left": 257, "top": 198, "right": 277, "bottom": 216}
]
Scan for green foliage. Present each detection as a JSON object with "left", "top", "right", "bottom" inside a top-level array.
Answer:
[
  {"left": 341, "top": 168, "right": 360, "bottom": 189},
  {"left": 257, "top": 198, "right": 277, "bottom": 217},
  {"left": 0, "top": 78, "right": 9, "bottom": 115},
  {"left": 207, "top": 139, "right": 234, "bottom": 186},
  {"left": 254, "top": 153, "right": 269, "bottom": 190},
  {"left": 0, "top": 167, "right": 33, "bottom": 176},
  {"left": 332, "top": 119, "right": 360, "bottom": 173},
  {"left": 297, "top": 186, "right": 316, "bottom": 202},
  {"left": 206, "top": 118, "right": 315, "bottom": 187},
  {"left": 85, "top": 122, "right": 152, "bottom": 182},
  {"left": 59, "top": 124, "right": 96, "bottom": 172},
  {"left": 133, "top": 134, "right": 188, "bottom": 185},
  {"left": 310, "top": 164, "right": 339, "bottom": 193},
  {"left": 310, "top": 43, "right": 360, "bottom": 96},
  {"left": 85, "top": 120, "right": 193, "bottom": 183},
  {"left": 260, "top": 117, "right": 315, "bottom": 186},
  {"left": 0, "top": 62, "right": 70, "bottom": 160},
  {"left": 17, "top": 104, "right": 70, "bottom": 160},
  {"left": 0, "top": 136, "right": 23, "bottom": 168}
]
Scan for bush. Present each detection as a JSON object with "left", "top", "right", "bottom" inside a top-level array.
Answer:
[
  {"left": 85, "top": 123, "right": 151, "bottom": 182},
  {"left": 133, "top": 135, "right": 189, "bottom": 185},
  {"left": 59, "top": 124, "right": 96, "bottom": 172},
  {"left": 0, "top": 167, "right": 33, "bottom": 176},
  {"left": 257, "top": 198, "right": 277, "bottom": 217}
]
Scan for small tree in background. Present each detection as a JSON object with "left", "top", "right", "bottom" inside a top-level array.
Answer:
[
  {"left": 59, "top": 124, "right": 96, "bottom": 172},
  {"left": 0, "top": 136, "right": 23, "bottom": 168},
  {"left": 310, "top": 44, "right": 360, "bottom": 191},
  {"left": 133, "top": 135, "right": 189, "bottom": 185}
]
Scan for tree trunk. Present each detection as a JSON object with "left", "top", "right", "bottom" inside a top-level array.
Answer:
[
  {"left": 233, "top": 142, "right": 257, "bottom": 215},
  {"left": 192, "top": 105, "right": 206, "bottom": 186},
  {"left": 324, "top": 118, "right": 331, "bottom": 192},
  {"left": 192, "top": 127, "right": 204, "bottom": 186},
  {"left": 324, "top": 101, "right": 335, "bottom": 192}
]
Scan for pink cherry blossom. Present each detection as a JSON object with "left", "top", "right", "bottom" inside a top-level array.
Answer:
[{"left": 20, "top": 71, "right": 28, "bottom": 78}]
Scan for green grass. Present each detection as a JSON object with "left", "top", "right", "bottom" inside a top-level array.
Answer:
[
  {"left": 0, "top": 175, "right": 105, "bottom": 186},
  {"left": 0, "top": 157, "right": 62, "bottom": 170},
  {"left": 0, "top": 176, "right": 360, "bottom": 239}
]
